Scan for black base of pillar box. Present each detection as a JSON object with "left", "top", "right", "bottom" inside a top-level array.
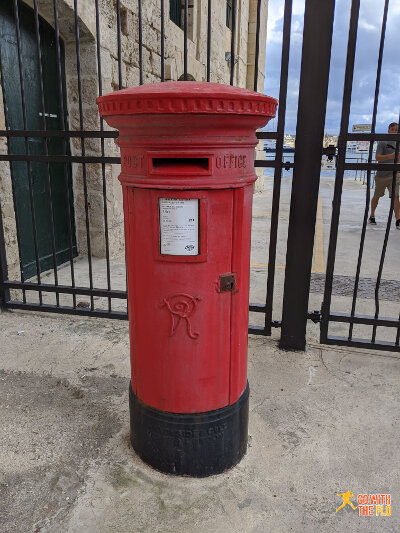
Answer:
[{"left": 129, "top": 383, "right": 249, "bottom": 477}]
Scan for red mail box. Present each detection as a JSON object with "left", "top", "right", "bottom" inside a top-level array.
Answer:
[{"left": 97, "top": 82, "right": 277, "bottom": 476}]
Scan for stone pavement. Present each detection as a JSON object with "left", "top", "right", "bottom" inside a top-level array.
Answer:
[{"left": 0, "top": 308, "right": 399, "bottom": 533}]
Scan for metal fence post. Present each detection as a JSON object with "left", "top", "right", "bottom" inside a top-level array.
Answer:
[
  {"left": 280, "top": 0, "right": 335, "bottom": 350},
  {"left": 0, "top": 205, "right": 10, "bottom": 307}
]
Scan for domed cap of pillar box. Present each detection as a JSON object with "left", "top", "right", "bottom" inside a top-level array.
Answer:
[{"left": 96, "top": 81, "right": 278, "bottom": 119}]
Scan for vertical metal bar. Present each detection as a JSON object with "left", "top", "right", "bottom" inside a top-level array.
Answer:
[
  {"left": 138, "top": 0, "right": 143, "bottom": 85},
  {"left": 322, "top": 0, "right": 360, "bottom": 343},
  {"left": 116, "top": 0, "right": 123, "bottom": 89},
  {"left": 74, "top": 0, "right": 94, "bottom": 310},
  {"left": 183, "top": 0, "right": 188, "bottom": 80},
  {"left": 349, "top": 0, "right": 388, "bottom": 342},
  {"left": 53, "top": 0, "right": 76, "bottom": 307},
  {"left": 207, "top": 0, "right": 212, "bottom": 82},
  {"left": 253, "top": 0, "right": 261, "bottom": 92},
  {"left": 264, "top": 0, "right": 292, "bottom": 335},
  {"left": 370, "top": 0, "right": 392, "bottom": 343},
  {"left": 13, "top": 0, "right": 43, "bottom": 304},
  {"left": 161, "top": 0, "right": 165, "bottom": 81},
  {"left": 33, "top": 0, "right": 60, "bottom": 306},
  {"left": 372, "top": 130, "right": 399, "bottom": 343},
  {"left": 95, "top": 0, "right": 112, "bottom": 313},
  {"left": 0, "top": 47, "right": 26, "bottom": 303},
  {"left": 0, "top": 197, "right": 10, "bottom": 307},
  {"left": 230, "top": 0, "right": 237, "bottom": 85},
  {"left": 396, "top": 209, "right": 400, "bottom": 343},
  {"left": 280, "top": 0, "right": 335, "bottom": 350}
]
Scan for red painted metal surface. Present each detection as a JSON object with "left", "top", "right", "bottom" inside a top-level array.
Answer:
[{"left": 97, "top": 82, "right": 277, "bottom": 413}]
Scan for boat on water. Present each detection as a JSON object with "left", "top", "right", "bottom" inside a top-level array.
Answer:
[{"left": 264, "top": 140, "right": 295, "bottom": 152}]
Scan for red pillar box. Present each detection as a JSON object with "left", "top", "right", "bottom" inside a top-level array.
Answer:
[{"left": 97, "top": 82, "right": 277, "bottom": 477}]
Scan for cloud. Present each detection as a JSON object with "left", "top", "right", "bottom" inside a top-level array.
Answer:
[
  {"left": 358, "top": 19, "right": 377, "bottom": 32},
  {"left": 264, "top": 0, "right": 400, "bottom": 133}
]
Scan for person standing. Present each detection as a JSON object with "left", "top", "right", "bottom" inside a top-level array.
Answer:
[{"left": 369, "top": 122, "right": 400, "bottom": 228}]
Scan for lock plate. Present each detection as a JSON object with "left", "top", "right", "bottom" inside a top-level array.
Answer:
[{"left": 219, "top": 273, "right": 236, "bottom": 292}]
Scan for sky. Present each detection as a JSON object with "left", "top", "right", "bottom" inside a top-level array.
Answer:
[{"left": 263, "top": 0, "right": 400, "bottom": 134}]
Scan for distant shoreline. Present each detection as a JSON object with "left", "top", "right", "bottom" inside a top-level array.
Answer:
[{"left": 263, "top": 150, "right": 377, "bottom": 180}]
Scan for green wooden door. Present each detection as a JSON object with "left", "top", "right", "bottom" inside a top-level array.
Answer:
[{"left": 0, "top": 0, "right": 77, "bottom": 280}]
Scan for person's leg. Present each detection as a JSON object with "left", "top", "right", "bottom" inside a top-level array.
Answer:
[
  {"left": 394, "top": 196, "right": 400, "bottom": 221},
  {"left": 371, "top": 196, "right": 379, "bottom": 217},
  {"left": 395, "top": 175, "right": 400, "bottom": 222},
  {"left": 370, "top": 177, "right": 386, "bottom": 222}
]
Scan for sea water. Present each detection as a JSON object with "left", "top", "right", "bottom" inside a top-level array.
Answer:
[{"left": 263, "top": 151, "right": 376, "bottom": 182}]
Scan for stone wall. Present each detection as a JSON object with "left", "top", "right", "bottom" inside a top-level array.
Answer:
[
  {"left": 0, "top": 84, "right": 19, "bottom": 284},
  {"left": 248, "top": 0, "right": 269, "bottom": 192},
  {"left": 0, "top": 0, "right": 268, "bottom": 281}
]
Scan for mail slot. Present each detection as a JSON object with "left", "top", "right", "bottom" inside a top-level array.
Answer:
[
  {"left": 97, "top": 82, "right": 277, "bottom": 477},
  {"left": 151, "top": 156, "right": 210, "bottom": 174}
]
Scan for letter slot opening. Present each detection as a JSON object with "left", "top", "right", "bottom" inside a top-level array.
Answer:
[{"left": 152, "top": 157, "right": 210, "bottom": 175}]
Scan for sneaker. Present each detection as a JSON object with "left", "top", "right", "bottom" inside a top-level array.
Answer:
[
  {"left": 369, "top": 216, "right": 376, "bottom": 225},
  {"left": 396, "top": 219, "right": 400, "bottom": 230}
]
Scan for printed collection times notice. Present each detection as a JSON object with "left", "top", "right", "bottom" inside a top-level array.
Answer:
[{"left": 159, "top": 198, "right": 199, "bottom": 255}]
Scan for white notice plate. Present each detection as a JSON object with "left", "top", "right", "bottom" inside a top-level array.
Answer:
[{"left": 159, "top": 198, "right": 199, "bottom": 255}]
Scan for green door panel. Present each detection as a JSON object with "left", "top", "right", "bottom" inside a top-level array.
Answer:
[{"left": 0, "top": 0, "right": 77, "bottom": 280}]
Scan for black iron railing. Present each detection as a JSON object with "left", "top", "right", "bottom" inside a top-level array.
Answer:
[
  {"left": 321, "top": 0, "right": 400, "bottom": 352},
  {"left": 0, "top": 0, "right": 273, "bottom": 328},
  {"left": 0, "top": 0, "right": 399, "bottom": 352}
]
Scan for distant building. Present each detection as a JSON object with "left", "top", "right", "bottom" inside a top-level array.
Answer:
[{"left": 323, "top": 133, "right": 338, "bottom": 147}]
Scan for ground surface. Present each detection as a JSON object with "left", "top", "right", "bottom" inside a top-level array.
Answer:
[{"left": 0, "top": 308, "right": 399, "bottom": 533}]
